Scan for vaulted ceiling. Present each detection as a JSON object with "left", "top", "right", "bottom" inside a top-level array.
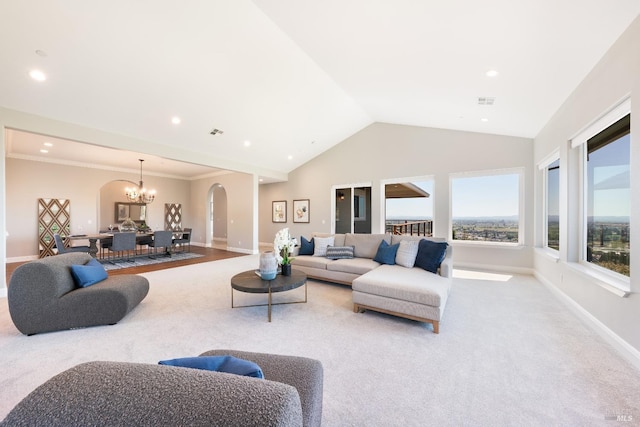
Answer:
[{"left": 2, "top": 1, "right": 639, "bottom": 180}]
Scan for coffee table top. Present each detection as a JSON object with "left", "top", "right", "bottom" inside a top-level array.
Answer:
[{"left": 231, "top": 269, "right": 307, "bottom": 294}]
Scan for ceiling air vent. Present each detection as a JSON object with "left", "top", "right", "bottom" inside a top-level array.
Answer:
[
  {"left": 210, "top": 128, "right": 224, "bottom": 136},
  {"left": 477, "top": 97, "right": 495, "bottom": 105}
]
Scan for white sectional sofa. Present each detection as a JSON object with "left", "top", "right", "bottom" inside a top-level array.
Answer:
[{"left": 291, "top": 233, "right": 452, "bottom": 333}]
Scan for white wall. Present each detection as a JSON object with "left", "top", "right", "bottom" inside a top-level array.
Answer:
[
  {"left": 533, "top": 16, "right": 640, "bottom": 354},
  {"left": 260, "top": 122, "right": 534, "bottom": 272},
  {"left": 190, "top": 172, "right": 258, "bottom": 254}
]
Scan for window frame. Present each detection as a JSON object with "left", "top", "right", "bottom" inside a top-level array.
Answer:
[
  {"left": 538, "top": 150, "right": 560, "bottom": 254},
  {"left": 570, "top": 97, "right": 631, "bottom": 292},
  {"left": 449, "top": 167, "right": 525, "bottom": 246}
]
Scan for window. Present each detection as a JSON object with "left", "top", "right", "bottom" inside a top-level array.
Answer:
[
  {"left": 545, "top": 159, "right": 560, "bottom": 251},
  {"left": 585, "top": 115, "right": 630, "bottom": 277},
  {"left": 451, "top": 170, "right": 522, "bottom": 244},
  {"left": 385, "top": 179, "right": 433, "bottom": 237}
]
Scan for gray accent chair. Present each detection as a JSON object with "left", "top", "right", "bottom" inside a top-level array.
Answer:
[
  {"left": 148, "top": 230, "right": 173, "bottom": 258},
  {"left": 7, "top": 252, "right": 149, "bottom": 335},
  {"left": 1, "top": 351, "right": 324, "bottom": 426},
  {"left": 106, "top": 231, "right": 136, "bottom": 262},
  {"left": 173, "top": 227, "right": 192, "bottom": 252},
  {"left": 54, "top": 233, "right": 89, "bottom": 254}
]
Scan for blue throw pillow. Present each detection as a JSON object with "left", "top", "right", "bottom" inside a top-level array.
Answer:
[
  {"left": 373, "top": 240, "right": 399, "bottom": 265},
  {"left": 299, "top": 236, "right": 314, "bottom": 255},
  {"left": 159, "top": 356, "right": 264, "bottom": 379},
  {"left": 415, "top": 239, "right": 448, "bottom": 273},
  {"left": 70, "top": 259, "right": 108, "bottom": 288}
]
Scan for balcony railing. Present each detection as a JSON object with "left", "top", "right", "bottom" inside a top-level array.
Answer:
[{"left": 386, "top": 220, "right": 433, "bottom": 237}]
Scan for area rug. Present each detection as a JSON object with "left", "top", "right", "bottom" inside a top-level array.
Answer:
[{"left": 98, "top": 252, "right": 203, "bottom": 271}]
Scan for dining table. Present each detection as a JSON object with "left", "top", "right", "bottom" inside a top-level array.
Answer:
[{"left": 67, "top": 232, "right": 154, "bottom": 258}]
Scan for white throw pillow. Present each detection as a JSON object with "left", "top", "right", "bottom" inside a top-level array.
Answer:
[
  {"left": 313, "top": 236, "right": 335, "bottom": 257},
  {"left": 395, "top": 239, "right": 419, "bottom": 268}
]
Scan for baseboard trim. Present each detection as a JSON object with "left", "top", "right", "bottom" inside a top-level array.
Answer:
[
  {"left": 7, "top": 255, "right": 39, "bottom": 263},
  {"left": 535, "top": 271, "right": 640, "bottom": 372},
  {"left": 226, "top": 246, "right": 258, "bottom": 255},
  {"left": 454, "top": 261, "right": 534, "bottom": 276}
]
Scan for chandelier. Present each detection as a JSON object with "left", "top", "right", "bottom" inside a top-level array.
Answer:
[{"left": 125, "top": 159, "right": 156, "bottom": 203}]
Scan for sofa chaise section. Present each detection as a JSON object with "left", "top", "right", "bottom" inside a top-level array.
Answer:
[{"left": 352, "top": 263, "right": 451, "bottom": 333}]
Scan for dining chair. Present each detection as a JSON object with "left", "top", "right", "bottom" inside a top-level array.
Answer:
[
  {"left": 106, "top": 232, "right": 137, "bottom": 262},
  {"left": 173, "top": 228, "right": 192, "bottom": 253},
  {"left": 148, "top": 230, "right": 173, "bottom": 258},
  {"left": 54, "top": 234, "right": 89, "bottom": 255}
]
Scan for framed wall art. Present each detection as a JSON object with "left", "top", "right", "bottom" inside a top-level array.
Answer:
[
  {"left": 272, "top": 200, "right": 287, "bottom": 223},
  {"left": 293, "top": 199, "right": 310, "bottom": 223}
]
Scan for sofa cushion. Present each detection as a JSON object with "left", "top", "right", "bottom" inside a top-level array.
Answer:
[
  {"left": 292, "top": 255, "right": 334, "bottom": 270},
  {"left": 325, "top": 245, "right": 355, "bottom": 260},
  {"left": 158, "top": 356, "right": 264, "bottom": 379},
  {"left": 373, "top": 240, "right": 399, "bottom": 265},
  {"left": 299, "top": 236, "right": 314, "bottom": 255},
  {"left": 313, "top": 233, "right": 345, "bottom": 246},
  {"left": 326, "top": 257, "right": 380, "bottom": 275},
  {"left": 415, "top": 239, "right": 449, "bottom": 273},
  {"left": 313, "top": 236, "right": 334, "bottom": 257},
  {"left": 344, "top": 234, "right": 390, "bottom": 259},
  {"left": 353, "top": 265, "right": 451, "bottom": 307},
  {"left": 395, "top": 239, "right": 420, "bottom": 268},
  {"left": 70, "top": 258, "right": 108, "bottom": 288}
]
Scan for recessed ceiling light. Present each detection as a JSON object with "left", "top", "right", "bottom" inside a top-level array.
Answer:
[
  {"left": 29, "top": 69, "right": 46, "bottom": 82},
  {"left": 259, "top": 178, "right": 264, "bottom": 182},
  {"left": 244, "top": 140, "right": 251, "bottom": 147},
  {"left": 287, "top": 155, "right": 293, "bottom": 160},
  {"left": 478, "top": 97, "right": 495, "bottom": 105},
  {"left": 171, "top": 116, "right": 181, "bottom": 124},
  {"left": 39, "top": 149, "right": 48, "bottom": 153},
  {"left": 481, "top": 118, "right": 489, "bottom": 122},
  {"left": 486, "top": 70, "right": 499, "bottom": 77},
  {"left": 43, "top": 142, "right": 53, "bottom": 147}
]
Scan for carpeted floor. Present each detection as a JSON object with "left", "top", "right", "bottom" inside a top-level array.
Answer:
[
  {"left": 99, "top": 251, "right": 203, "bottom": 270},
  {"left": 1, "top": 255, "right": 639, "bottom": 425}
]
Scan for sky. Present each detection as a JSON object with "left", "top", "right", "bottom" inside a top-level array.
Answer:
[
  {"left": 451, "top": 174, "right": 519, "bottom": 218},
  {"left": 588, "top": 134, "right": 630, "bottom": 217},
  {"left": 386, "top": 175, "right": 520, "bottom": 219}
]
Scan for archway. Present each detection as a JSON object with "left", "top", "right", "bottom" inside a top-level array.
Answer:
[{"left": 207, "top": 183, "right": 228, "bottom": 248}]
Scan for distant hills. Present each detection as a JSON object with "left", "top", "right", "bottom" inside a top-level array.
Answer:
[{"left": 548, "top": 215, "right": 629, "bottom": 223}]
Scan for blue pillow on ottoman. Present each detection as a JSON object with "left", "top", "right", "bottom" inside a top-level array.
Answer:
[
  {"left": 415, "top": 239, "right": 448, "bottom": 273},
  {"left": 373, "top": 240, "right": 399, "bottom": 265},
  {"left": 299, "top": 236, "right": 315, "bottom": 255},
  {"left": 158, "top": 356, "right": 264, "bottom": 379}
]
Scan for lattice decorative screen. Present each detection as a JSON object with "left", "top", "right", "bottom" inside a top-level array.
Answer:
[
  {"left": 38, "top": 198, "right": 72, "bottom": 258},
  {"left": 164, "top": 203, "right": 182, "bottom": 231}
]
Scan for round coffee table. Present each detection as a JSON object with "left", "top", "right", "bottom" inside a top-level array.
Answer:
[{"left": 230, "top": 269, "right": 307, "bottom": 322}]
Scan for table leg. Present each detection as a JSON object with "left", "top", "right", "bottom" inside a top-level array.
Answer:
[
  {"left": 268, "top": 284, "right": 272, "bottom": 322},
  {"left": 88, "top": 238, "right": 99, "bottom": 258}
]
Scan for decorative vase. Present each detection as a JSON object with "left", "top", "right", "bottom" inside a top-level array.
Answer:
[
  {"left": 281, "top": 263, "right": 292, "bottom": 276},
  {"left": 259, "top": 251, "right": 277, "bottom": 280},
  {"left": 118, "top": 218, "right": 137, "bottom": 232}
]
